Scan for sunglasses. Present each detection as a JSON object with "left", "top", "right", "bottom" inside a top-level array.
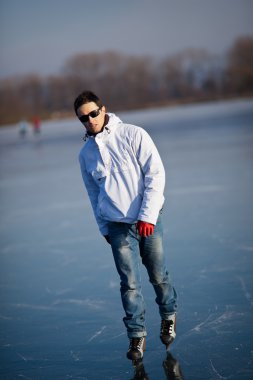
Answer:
[{"left": 79, "top": 107, "right": 102, "bottom": 124}]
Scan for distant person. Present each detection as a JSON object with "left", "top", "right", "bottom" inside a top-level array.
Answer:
[
  {"left": 32, "top": 116, "right": 41, "bottom": 134},
  {"left": 74, "top": 91, "right": 177, "bottom": 362},
  {"left": 19, "top": 120, "right": 28, "bottom": 137}
]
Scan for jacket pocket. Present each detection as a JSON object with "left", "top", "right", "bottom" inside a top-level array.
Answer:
[{"left": 110, "top": 146, "right": 132, "bottom": 173}]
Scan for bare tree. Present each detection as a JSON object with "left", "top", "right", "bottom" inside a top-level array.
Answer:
[
  {"left": 1, "top": 39, "right": 252, "bottom": 126},
  {"left": 225, "top": 36, "right": 253, "bottom": 94}
]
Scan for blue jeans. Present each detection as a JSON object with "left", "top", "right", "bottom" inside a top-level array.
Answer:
[{"left": 108, "top": 213, "right": 177, "bottom": 338}]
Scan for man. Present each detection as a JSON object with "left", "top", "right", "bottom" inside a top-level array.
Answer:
[{"left": 74, "top": 91, "right": 177, "bottom": 361}]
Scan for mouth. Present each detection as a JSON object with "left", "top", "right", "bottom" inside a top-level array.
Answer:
[
  {"left": 86, "top": 122, "right": 103, "bottom": 134},
  {"left": 87, "top": 123, "right": 96, "bottom": 128}
]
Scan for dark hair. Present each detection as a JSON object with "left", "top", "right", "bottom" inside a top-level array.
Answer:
[{"left": 74, "top": 90, "right": 103, "bottom": 116}]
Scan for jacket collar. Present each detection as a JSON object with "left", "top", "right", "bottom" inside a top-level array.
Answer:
[{"left": 83, "top": 113, "right": 122, "bottom": 141}]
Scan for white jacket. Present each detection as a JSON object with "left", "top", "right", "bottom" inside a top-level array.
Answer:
[{"left": 79, "top": 113, "right": 165, "bottom": 235}]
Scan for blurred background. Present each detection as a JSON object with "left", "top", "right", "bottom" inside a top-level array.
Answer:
[
  {"left": 1, "top": 1, "right": 253, "bottom": 379},
  {"left": 0, "top": 0, "right": 253, "bottom": 125}
]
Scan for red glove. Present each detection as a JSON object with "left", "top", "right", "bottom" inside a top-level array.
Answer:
[{"left": 136, "top": 221, "right": 154, "bottom": 237}]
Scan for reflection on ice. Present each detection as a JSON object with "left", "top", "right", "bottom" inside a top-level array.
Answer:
[
  {"left": 163, "top": 352, "right": 184, "bottom": 380},
  {"left": 131, "top": 352, "right": 184, "bottom": 380}
]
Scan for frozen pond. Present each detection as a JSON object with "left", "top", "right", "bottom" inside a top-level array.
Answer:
[{"left": 0, "top": 99, "right": 253, "bottom": 379}]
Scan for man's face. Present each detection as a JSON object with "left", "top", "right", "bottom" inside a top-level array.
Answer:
[{"left": 77, "top": 102, "right": 106, "bottom": 134}]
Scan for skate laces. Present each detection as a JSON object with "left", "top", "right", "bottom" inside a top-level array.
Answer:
[
  {"left": 161, "top": 319, "right": 174, "bottom": 336},
  {"left": 129, "top": 337, "right": 145, "bottom": 351}
]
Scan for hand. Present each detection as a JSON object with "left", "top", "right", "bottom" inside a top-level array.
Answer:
[
  {"left": 136, "top": 221, "right": 154, "bottom": 237},
  {"left": 104, "top": 235, "right": 111, "bottom": 244}
]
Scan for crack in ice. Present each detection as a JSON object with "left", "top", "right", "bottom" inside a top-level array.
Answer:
[
  {"left": 210, "top": 359, "right": 233, "bottom": 379},
  {"left": 88, "top": 326, "right": 106, "bottom": 342},
  {"left": 237, "top": 276, "right": 253, "bottom": 308}
]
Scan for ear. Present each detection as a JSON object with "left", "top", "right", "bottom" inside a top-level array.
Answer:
[{"left": 102, "top": 105, "right": 106, "bottom": 113}]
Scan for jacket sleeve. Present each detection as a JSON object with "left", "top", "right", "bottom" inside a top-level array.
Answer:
[
  {"left": 133, "top": 127, "right": 165, "bottom": 225},
  {"left": 79, "top": 155, "right": 109, "bottom": 235}
]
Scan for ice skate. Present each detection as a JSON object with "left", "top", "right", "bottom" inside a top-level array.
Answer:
[
  {"left": 127, "top": 337, "right": 146, "bottom": 362},
  {"left": 160, "top": 314, "right": 176, "bottom": 349}
]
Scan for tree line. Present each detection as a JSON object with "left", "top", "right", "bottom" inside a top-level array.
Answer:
[{"left": 0, "top": 36, "right": 253, "bottom": 126}]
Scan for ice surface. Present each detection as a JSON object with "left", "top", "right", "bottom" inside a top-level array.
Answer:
[{"left": 0, "top": 99, "right": 253, "bottom": 379}]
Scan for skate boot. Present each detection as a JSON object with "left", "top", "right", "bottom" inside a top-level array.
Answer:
[
  {"left": 127, "top": 337, "right": 146, "bottom": 361},
  {"left": 160, "top": 314, "right": 176, "bottom": 349}
]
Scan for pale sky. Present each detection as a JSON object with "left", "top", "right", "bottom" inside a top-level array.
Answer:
[{"left": 1, "top": 0, "right": 253, "bottom": 78}]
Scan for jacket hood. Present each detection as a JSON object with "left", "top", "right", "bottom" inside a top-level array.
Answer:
[
  {"left": 104, "top": 113, "right": 122, "bottom": 132},
  {"left": 84, "top": 113, "right": 122, "bottom": 141}
]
